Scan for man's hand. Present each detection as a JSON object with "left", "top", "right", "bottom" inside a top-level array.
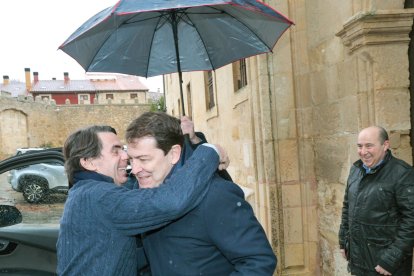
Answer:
[
  {"left": 339, "top": 249, "right": 347, "bottom": 260},
  {"left": 181, "top": 116, "right": 201, "bottom": 144},
  {"left": 375, "top": 265, "right": 391, "bottom": 275},
  {"left": 213, "top": 144, "right": 230, "bottom": 170}
]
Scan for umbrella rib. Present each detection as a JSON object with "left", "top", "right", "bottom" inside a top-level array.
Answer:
[
  {"left": 145, "top": 16, "right": 164, "bottom": 78},
  {"left": 81, "top": 13, "right": 157, "bottom": 73},
  {"left": 178, "top": 6, "right": 278, "bottom": 51},
  {"left": 85, "top": 26, "right": 122, "bottom": 72},
  {"left": 182, "top": 13, "right": 215, "bottom": 71},
  {"left": 124, "top": 13, "right": 173, "bottom": 77},
  {"left": 125, "top": 13, "right": 166, "bottom": 26},
  {"left": 207, "top": 6, "right": 274, "bottom": 52}
]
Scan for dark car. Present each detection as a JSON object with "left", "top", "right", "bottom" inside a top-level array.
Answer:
[
  {"left": 0, "top": 150, "right": 64, "bottom": 275},
  {"left": 0, "top": 212, "right": 58, "bottom": 276}
]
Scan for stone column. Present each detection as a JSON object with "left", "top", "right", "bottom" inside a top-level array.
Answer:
[
  {"left": 248, "top": 3, "right": 320, "bottom": 273},
  {"left": 337, "top": 9, "right": 414, "bottom": 164}
]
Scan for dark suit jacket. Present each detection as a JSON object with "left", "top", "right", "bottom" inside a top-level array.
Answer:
[{"left": 142, "top": 174, "right": 277, "bottom": 275}]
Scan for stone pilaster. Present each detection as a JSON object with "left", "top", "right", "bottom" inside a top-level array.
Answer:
[{"left": 337, "top": 9, "right": 414, "bottom": 164}]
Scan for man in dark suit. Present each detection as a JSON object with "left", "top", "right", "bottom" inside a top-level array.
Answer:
[{"left": 126, "top": 112, "right": 277, "bottom": 275}]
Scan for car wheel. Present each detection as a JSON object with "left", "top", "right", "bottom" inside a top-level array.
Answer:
[{"left": 20, "top": 175, "right": 48, "bottom": 203}]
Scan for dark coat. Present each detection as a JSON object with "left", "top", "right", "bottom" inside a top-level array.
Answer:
[
  {"left": 142, "top": 174, "right": 277, "bottom": 275},
  {"left": 338, "top": 150, "right": 414, "bottom": 275}
]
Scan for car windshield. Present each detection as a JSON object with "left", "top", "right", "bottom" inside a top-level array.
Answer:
[{"left": 0, "top": 151, "right": 67, "bottom": 225}]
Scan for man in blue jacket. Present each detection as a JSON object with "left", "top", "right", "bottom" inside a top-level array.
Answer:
[
  {"left": 126, "top": 112, "right": 277, "bottom": 275},
  {"left": 57, "top": 125, "right": 226, "bottom": 275}
]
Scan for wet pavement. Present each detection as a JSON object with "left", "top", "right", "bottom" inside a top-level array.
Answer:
[{"left": 0, "top": 173, "right": 66, "bottom": 224}]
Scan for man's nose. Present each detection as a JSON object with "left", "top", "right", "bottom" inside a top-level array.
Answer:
[{"left": 130, "top": 162, "right": 143, "bottom": 175}]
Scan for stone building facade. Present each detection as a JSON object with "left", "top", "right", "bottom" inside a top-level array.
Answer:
[
  {"left": 163, "top": 1, "right": 414, "bottom": 275},
  {"left": 0, "top": 95, "right": 150, "bottom": 159}
]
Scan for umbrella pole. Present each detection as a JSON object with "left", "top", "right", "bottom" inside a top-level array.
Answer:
[
  {"left": 178, "top": 71, "right": 185, "bottom": 116},
  {"left": 171, "top": 12, "right": 186, "bottom": 116}
]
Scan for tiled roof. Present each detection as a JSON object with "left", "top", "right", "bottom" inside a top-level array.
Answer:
[
  {"left": 0, "top": 81, "right": 27, "bottom": 97},
  {"left": 91, "top": 75, "right": 148, "bottom": 91},
  {"left": 31, "top": 80, "right": 95, "bottom": 93},
  {"left": 30, "top": 74, "right": 148, "bottom": 94}
]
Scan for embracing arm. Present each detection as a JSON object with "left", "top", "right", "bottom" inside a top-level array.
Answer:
[
  {"left": 101, "top": 145, "right": 219, "bottom": 234},
  {"left": 204, "top": 181, "right": 276, "bottom": 275}
]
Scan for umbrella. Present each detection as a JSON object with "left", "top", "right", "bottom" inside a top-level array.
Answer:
[{"left": 59, "top": 0, "right": 293, "bottom": 115}]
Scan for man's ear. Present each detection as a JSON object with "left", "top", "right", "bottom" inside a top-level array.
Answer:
[
  {"left": 170, "top": 145, "right": 182, "bottom": 165},
  {"left": 80, "top": 158, "right": 96, "bottom": 171},
  {"left": 383, "top": 140, "right": 390, "bottom": 151}
]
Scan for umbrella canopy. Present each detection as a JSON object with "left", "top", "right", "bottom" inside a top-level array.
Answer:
[{"left": 59, "top": 0, "right": 293, "bottom": 114}]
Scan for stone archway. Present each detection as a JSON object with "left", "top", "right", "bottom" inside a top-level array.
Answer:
[{"left": 0, "top": 109, "right": 28, "bottom": 156}]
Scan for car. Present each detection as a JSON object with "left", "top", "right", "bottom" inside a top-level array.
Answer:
[
  {"left": 14, "top": 148, "right": 46, "bottom": 156},
  {"left": 0, "top": 206, "right": 58, "bottom": 275},
  {"left": 8, "top": 163, "right": 68, "bottom": 203},
  {"left": 0, "top": 146, "right": 143, "bottom": 275},
  {"left": 4, "top": 148, "right": 67, "bottom": 203},
  {"left": 0, "top": 151, "right": 64, "bottom": 275}
]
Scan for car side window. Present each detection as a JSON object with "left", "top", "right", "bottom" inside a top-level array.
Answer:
[{"left": 0, "top": 150, "right": 66, "bottom": 224}]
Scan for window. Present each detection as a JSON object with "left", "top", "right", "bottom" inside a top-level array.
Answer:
[
  {"left": 233, "top": 58, "right": 248, "bottom": 91},
  {"left": 204, "top": 71, "right": 215, "bottom": 110},
  {"left": 106, "top": 94, "right": 114, "bottom": 100},
  {"left": 78, "top": 94, "right": 90, "bottom": 104},
  {"left": 41, "top": 95, "right": 50, "bottom": 101},
  {"left": 130, "top": 93, "right": 137, "bottom": 99},
  {"left": 0, "top": 153, "right": 67, "bottom": 223}
]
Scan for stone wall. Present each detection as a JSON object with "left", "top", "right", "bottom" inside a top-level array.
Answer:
[
  {"left": 0, "top": 96, "right": 58, "bottom": 158},
  {"left": 0, "top": 95, "right": 150, "bottom": 159},
  {"left": 53, "top": 103, "right": 150, "bottom": 146}
]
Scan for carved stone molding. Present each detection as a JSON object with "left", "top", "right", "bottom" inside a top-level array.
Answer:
[{"left": 336, "top": 9, "right": 414, "bottom": 53}]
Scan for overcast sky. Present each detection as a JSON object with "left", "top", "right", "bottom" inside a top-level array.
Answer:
[{"left": 0, "top": 0, "right": 163, "bottom": 92}]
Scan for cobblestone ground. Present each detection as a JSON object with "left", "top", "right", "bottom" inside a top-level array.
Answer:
[{"left": 0, "top": 172, "right": 66, "bottom": 224}]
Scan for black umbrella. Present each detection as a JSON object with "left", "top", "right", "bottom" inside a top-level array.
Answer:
[{"left": 59, "top": 0, "right": 293, "bottom": 115}]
